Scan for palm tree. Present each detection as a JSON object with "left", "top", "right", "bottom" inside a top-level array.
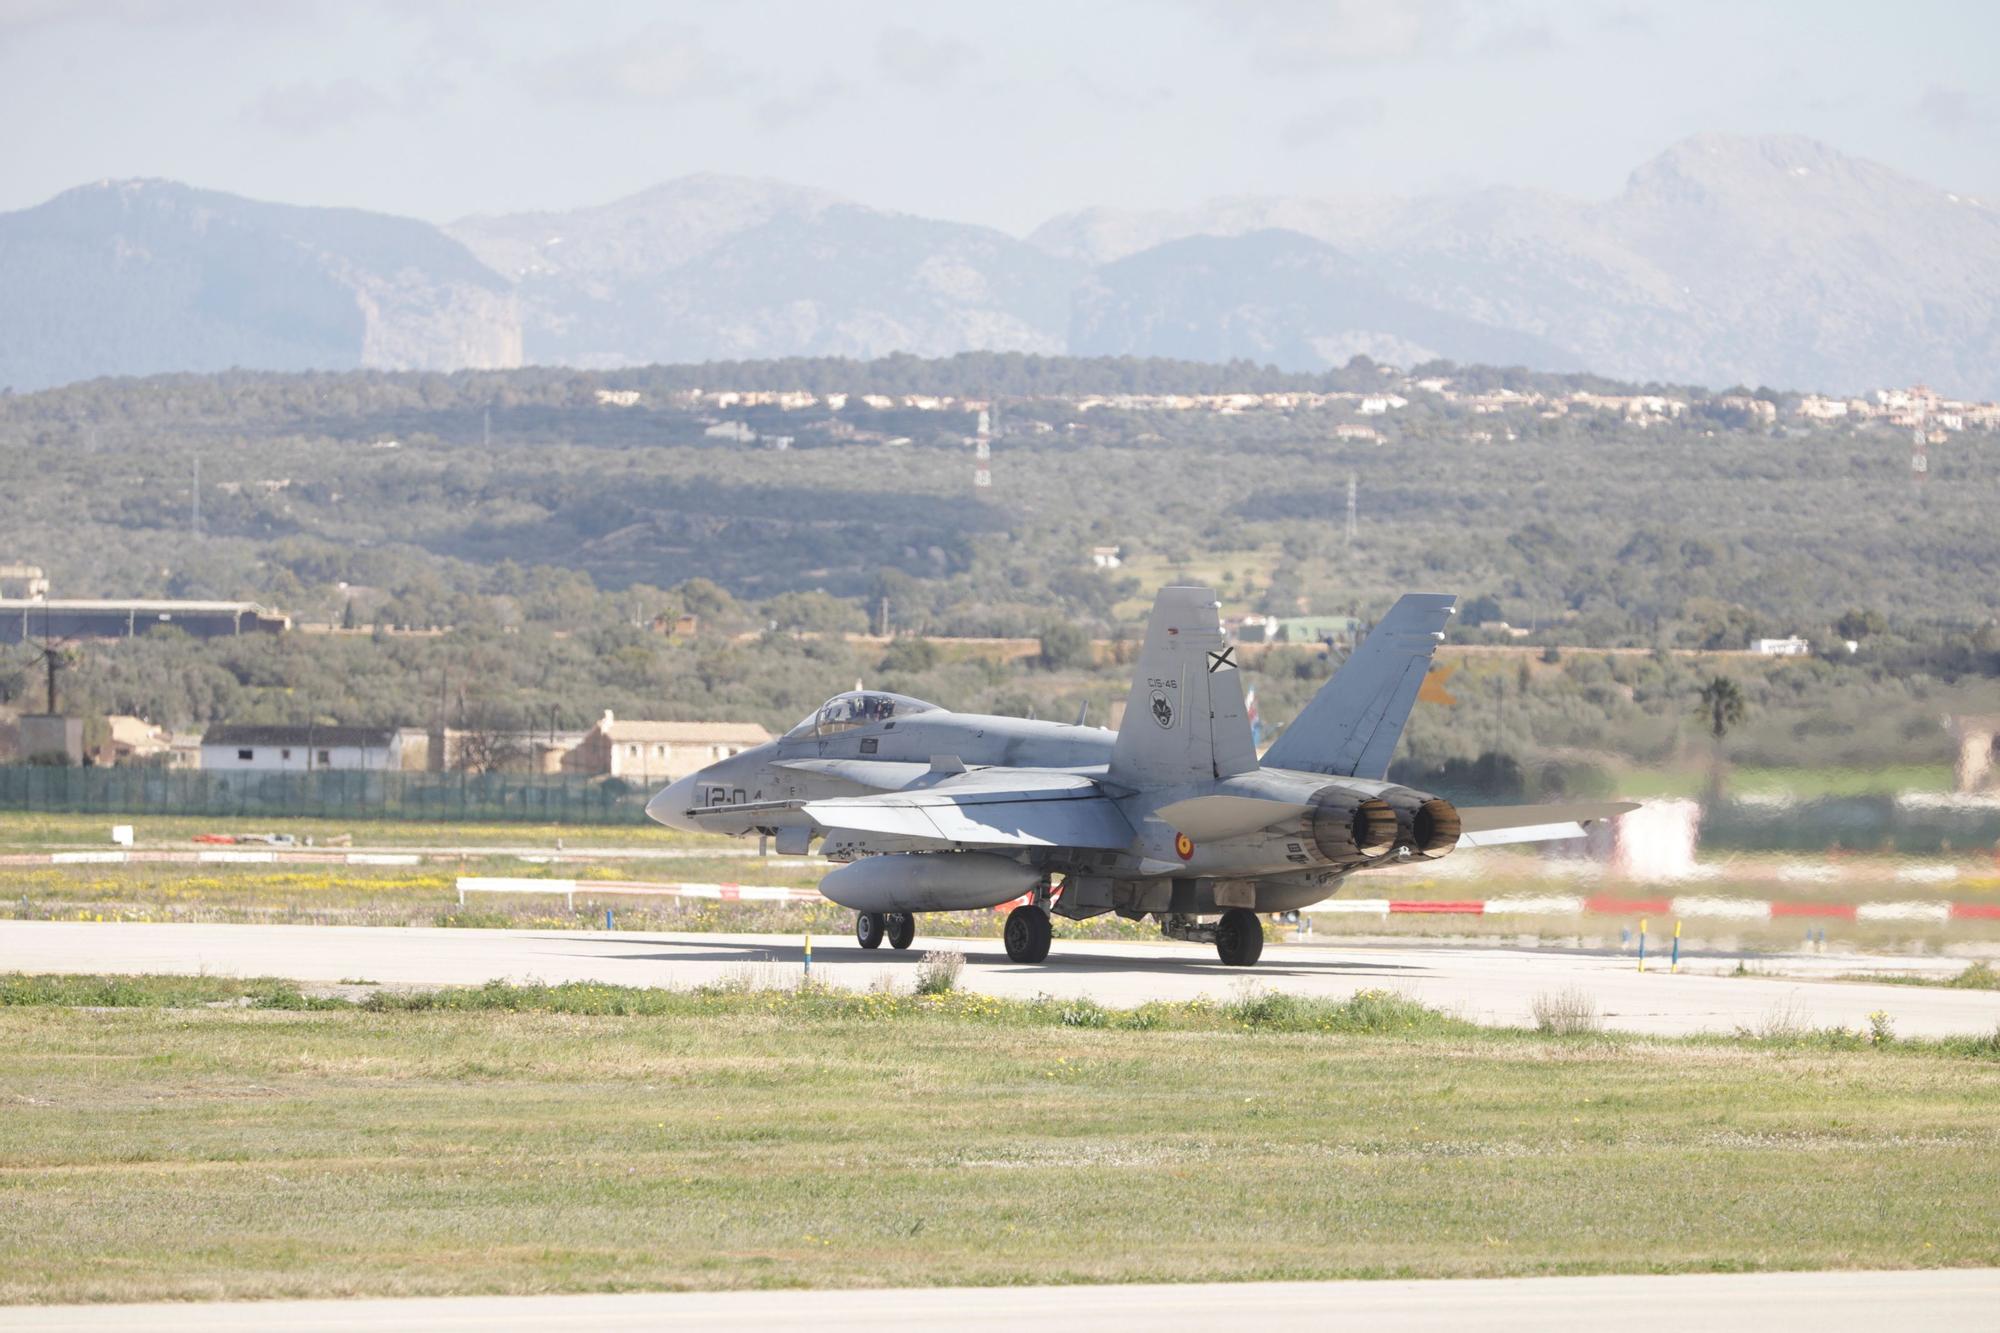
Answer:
[
  {"left": 1697, "top": 676, "right": 1746, "bottom": 741},
  {"left": 1696, "top": 675, "right": 1746, "bottom": 801}
]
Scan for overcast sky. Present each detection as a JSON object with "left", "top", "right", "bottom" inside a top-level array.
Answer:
[{"left": 2, "top": 0, "right": 1994, "bottom": 233}]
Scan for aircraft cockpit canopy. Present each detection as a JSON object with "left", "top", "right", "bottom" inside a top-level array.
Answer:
[{"left": 787, "top": 691, "right": 938, "bottom": 740}]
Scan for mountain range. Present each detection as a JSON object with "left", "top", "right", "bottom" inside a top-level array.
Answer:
[{"left": 2, "top": 134, "right": 1996, "bottom": 397}]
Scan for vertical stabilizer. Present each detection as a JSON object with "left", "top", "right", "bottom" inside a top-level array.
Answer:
[
  {"left": 1108, "top": 587, "right": 1258, "bottom": 786},
  {"left": 1260, "top": 593, "right": 1455, "bottom": 779}
]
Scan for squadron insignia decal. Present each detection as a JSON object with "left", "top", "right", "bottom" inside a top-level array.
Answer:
[{"left": 1150, "top": 688, "right": 1175, "bottom": 729}]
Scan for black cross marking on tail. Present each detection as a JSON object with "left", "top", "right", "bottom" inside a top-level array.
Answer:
[{"left": 1206, "top": 646, "right": 1236, "bottom": 674}]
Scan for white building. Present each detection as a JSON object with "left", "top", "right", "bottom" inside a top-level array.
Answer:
[
  {"left": 1751, "top": 637, "right": 1812, "bottom": 657},
  {"left": 1090, "top": 545, "right": 1122, "bottom": 569},
  {"left": 1795, "top": 396, "right": 1851, "bottom": 421},
  {"left": 199, "top": 725, "right": 404, "bottom": 772},
  {"left": 562, "top": 711, "right": 773, "bottom": 782}
]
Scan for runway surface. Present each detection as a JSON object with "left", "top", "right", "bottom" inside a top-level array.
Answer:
[
  {"left": 5, "top": 1270, "right": 1996, "bottom": 1331},
  {"left": 6, "top": 919, "right": 2000, "bottom": 1036}
]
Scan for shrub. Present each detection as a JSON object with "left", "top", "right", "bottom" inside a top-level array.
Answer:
[
  {"left": 1530, "top": 987, "right": 1601, "bottom": 1036},
  {"left": 913, "top": 950, "right": 964, "bottom": 995}
]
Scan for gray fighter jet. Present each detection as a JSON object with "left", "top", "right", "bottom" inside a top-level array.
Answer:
[{"left": 647, "top": 587, "right": 1633, "bottom": 965}]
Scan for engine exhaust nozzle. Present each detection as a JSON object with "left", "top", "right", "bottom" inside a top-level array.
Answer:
[{"left": 1309, "top": 790, "right": 1400, "bottom": 863}]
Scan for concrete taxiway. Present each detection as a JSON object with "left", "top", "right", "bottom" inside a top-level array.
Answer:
[
  {"left": 4, "top": 1270, "right": 1996, "bottom": 1332},
  {"left": 6, "top": 919, "right": 2000, "bottom": 1036}
]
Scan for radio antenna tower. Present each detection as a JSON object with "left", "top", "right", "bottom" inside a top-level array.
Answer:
[
  {"left": 1345, "top": 472, "right": 1358, "bottom": 546},
  {"left": 973, "top": 402, "right": 992, "bottom": 490}
]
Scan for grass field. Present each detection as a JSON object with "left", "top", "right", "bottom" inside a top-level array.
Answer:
[
  {"left": 2, "top": 975, "right": 1999, "bottom": 1304},
  {"left": 1611, "top": 764, "right": 1958, "bottom": 800},
  {"left": 0, "top": 812, "right": 730, "bottom": 853}
]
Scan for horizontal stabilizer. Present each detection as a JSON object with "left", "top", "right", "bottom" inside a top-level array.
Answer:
[{"left": 1155, "top": 794, "right": 1309, "bottom": 841}]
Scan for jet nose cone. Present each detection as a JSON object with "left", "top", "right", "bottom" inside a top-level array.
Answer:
[{"left": 645, "top": 775, "right": 700, "bottom": 831}]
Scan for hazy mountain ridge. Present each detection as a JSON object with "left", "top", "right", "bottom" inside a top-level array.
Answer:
[
  {"left": 449, "top": 184, "right": 1082, "bottom": 368},
  {"left": 3, "top": 135, "right": 1996, "bottom": 395},
  {"left": 0, "top": 180, "right": 520, "bottom": 390},
  {"left": 1070, "top": 229, "right": 1582, "bottom": 372},
  {"left": 1037, "top": 134, "right": 2000, "bottom": 395}
]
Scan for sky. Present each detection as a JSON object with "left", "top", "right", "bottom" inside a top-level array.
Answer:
[{"left": 1, "top": 0, "right": 1994, "bottom": 234}]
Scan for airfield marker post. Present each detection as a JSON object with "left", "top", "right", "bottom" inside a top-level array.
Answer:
[
  {"left": 1671, "top": 920, "right": 1681, "bottom": 973},
  {"left": 1638, "top": 918, "right": 1648, "bottom": 973},
  {"left": 803, "top": 933, "right": 812, "bottom": 979}
]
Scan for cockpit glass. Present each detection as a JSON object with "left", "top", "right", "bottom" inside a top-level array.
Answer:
[{"left": 786, "top": 691, "right": 937, "bottom": 740}]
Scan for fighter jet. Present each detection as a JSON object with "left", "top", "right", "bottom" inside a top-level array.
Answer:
[{"left": 647, "top": 588, "right": 1634, "bottom": 966}]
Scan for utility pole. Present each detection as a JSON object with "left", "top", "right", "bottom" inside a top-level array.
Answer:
[
  {"left": 191, "top": 456, "right": 201, "bottom": 538},
  {"left": 1345, "top": 472, "right": 1358, "bottom": 547}
]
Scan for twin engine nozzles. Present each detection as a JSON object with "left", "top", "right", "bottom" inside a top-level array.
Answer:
[
  {"left": 1308, "top": 790, "right": 1398, "bottom": 863},
  {"left": 1309, "top": 786, "right": 1461, "bottom": 864}
]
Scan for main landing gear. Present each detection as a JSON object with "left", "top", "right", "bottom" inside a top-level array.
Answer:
[
  {"left": 1003, "top": 904, "right": 1052, "bottom": 963},
  {"left": 1214, "top": 907, "right": 1264, "bottom": 967},
  {"left": 855, "top": 912, "right": 916, "bottom": 951},
  {"left": 1159, "top": 909, "right": 1265, "bottom": 966}
]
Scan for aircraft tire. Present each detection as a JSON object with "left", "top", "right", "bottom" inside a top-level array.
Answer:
[
  {"left": 1216, "top": 908, "right": 1264, "bottom": 967},
  {"left": 855, "top": 912, "right": 886, "bottom": 950},
  {"left": 886, "top": 912, "right": 916, "bottom": 950},
  {"left": 1003, "top": 904, "right": 1052, "bottom": 964}
]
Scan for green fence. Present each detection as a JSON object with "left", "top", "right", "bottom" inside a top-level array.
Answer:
[{"left": 0, "top": 767, "right": 654, "bottom": 825}]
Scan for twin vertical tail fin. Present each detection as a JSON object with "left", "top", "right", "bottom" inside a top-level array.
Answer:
[
  {"left": 1259, "top": 593, "right": 1456, "bottom": 780},
  {"left": 1107, "top": 587, "right": 1258, "bottom": 786}
]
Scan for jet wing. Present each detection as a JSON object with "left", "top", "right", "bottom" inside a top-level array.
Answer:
[
  {"left": 1455, "top": 801, "right": 1639, "bottom": 848},
  {"left": 771, "top": 758, "right": 937, "bottom": 792},
  {"left": 800, "top": 771, "right": 1134, "bottom": 850}
]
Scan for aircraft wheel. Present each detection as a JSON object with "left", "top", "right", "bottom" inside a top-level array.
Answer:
[
  {"left": 886, "top": 912, "right": 916, "bottom": 950},
  {"left": 855, "top": 912, "right": 886, "bottom": 950},
  {"left": 1003, "top": 904, "right": 1052, "bottom": 964},
  {"left": 1215, "top": 908, "right": 1264, "bottom": 967}
]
